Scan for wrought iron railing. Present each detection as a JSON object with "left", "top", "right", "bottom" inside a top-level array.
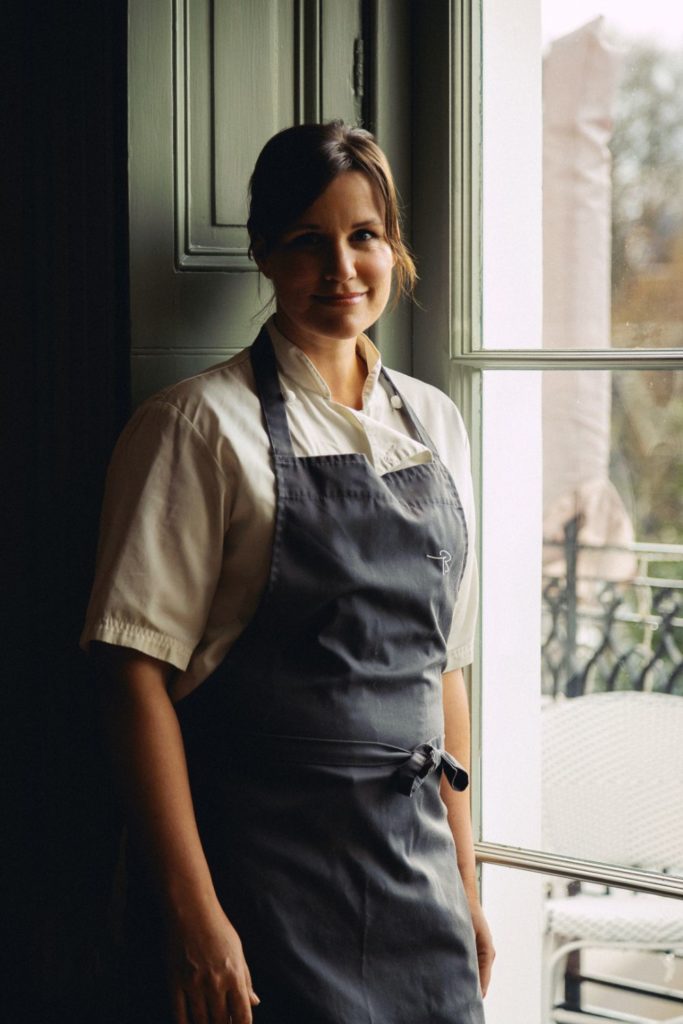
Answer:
[{"left": 542, "top": 517, "right": 683, "bottom": 697}]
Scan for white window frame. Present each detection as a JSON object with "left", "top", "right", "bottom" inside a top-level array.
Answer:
[{"left": 413, "top": 0, "right": 683, "bottom": 901}]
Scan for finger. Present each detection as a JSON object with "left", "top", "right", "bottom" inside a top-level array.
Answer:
[
  {"left": 171, "top": 988, "right": 191, "bottom": 1024},
  {"left": 479, "top": 958, "right": 492, "bottom": 995},
  {"left": 479, "top": 945, "right": 495, "bottom": 997},
  {"left": 243, "top": 961, "right": 261, "bottom": 1006},
  {"left": 206, "top": 983, "right": 229, "bottom": 1024},
  {"left": 227, "top": 981, "right": 253, "bottom": 1024},
  {"left": 186, "top": 989, "right": 209, "bottom": 1024}
]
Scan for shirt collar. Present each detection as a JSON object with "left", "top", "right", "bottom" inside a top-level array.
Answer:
[{"left": 265, "top": 315, "right": 383, "bottom": 405}]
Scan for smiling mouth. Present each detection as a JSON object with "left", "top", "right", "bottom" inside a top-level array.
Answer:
[{"left": 313, "top": 293, "right": 367, "bottom": 305}]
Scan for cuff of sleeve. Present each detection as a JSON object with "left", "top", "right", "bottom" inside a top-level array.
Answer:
[
  {"left": 445, "top": 641, "right": 474, "bottom": 672},
  {"left": 79, "top": 618, "right": 194, "bottom": 671}
]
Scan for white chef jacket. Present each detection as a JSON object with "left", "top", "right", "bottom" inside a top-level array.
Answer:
[{"left": 81, "top": 317, "right": 478, "bottom": 702}]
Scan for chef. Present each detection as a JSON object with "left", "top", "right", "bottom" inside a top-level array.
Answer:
[{"left": 83, "top": 120, "right": 494, "bottom": 1024}]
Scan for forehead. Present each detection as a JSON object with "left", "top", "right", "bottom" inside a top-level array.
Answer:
[{"left": 294, "top": 170, "right": 385, "bottom": 224}]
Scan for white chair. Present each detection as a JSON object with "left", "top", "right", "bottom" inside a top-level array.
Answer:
[{"left": 542, "top": 691, "right": 683, "bottom": 1024}]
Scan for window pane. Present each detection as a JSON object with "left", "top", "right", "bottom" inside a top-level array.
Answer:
[
  {"left": 482, "top": 0, "right": 683, "bottom": 349},
  {"left": 482, "top": 0, "right": 543, "bottom": 350},
  {"left": 481, "top": 864, "right": 683, "bottom": 1024},
  {"left": 480, "top": 369, "right": 683, "bottom": 862}
]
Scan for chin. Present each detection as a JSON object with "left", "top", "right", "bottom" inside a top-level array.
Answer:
[
  {"left": 309, "top": 307, "right": 378, "bottom": 338},
  {"left": 319, "top": 321, "right": 371, "bottom": 343}
]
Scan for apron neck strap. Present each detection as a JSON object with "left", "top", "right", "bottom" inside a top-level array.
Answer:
[
  {"left": 378, "top": 369, "right": 439, "bottom": 456},
  {"left": 250, "top": 326, "right": 295, "bottom": 458}
]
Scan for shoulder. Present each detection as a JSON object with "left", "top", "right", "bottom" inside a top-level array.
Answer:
[
  {"left": 153, "top": 347, "right": 257, "bottom": 427},
  {"left": 118, "top": 346, "right": 263, "bottom": 468}
]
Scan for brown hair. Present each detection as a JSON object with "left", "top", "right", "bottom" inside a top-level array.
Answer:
[{"left": 247, "top": 121, "right": 417, "bottom": 301}]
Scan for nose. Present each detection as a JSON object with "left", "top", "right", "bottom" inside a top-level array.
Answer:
[{"left": 323, "top": 240, "right": 355, "bottom": 282}]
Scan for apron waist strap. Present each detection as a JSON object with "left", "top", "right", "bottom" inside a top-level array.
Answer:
[
  {"left": 243, "top": 733, "right": 469, "bottom": 795},
  {"left": 394, "top": 743, "right": 469, "bottom": 796}
]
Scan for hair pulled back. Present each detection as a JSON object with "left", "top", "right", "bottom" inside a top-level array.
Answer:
[{"left": 247, "top": 121, "right": 416, "bottom": 301}]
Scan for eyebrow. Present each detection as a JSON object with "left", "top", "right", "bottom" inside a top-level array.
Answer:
[{"left": 289, "top": 219, "right": 383, "bottom": 230}]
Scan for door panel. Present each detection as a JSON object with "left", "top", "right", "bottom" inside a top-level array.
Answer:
[
  {"left": 212, "top": 2, "right": 296, "bottom": 237},
  {"left": 180, "top": 0, "right": 299, "bottom": 268}
]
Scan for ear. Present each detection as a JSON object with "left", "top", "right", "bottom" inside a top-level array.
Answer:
[{"left": 251, "top": 236, "right": 271, "bottom": 277}]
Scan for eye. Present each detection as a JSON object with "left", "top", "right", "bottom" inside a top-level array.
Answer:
[
  {"left": 352, "top": 228, "right": 378, "bottom": 242},
  {"left": 286, "top": 232, "right": 322, "bottom": 248}
]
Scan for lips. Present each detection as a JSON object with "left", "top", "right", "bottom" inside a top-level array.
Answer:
[{"left": 313, "top": 292, "right": 367, "bottom": 305}]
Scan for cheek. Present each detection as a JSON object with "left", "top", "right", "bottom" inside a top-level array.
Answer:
[
  {"left": 271, "top": 260, "right": 314, "bottom": 300},
  {"left": 369, "top": 250, "right": 395, "bottom": 292}
]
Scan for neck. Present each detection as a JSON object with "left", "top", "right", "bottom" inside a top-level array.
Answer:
[
  {"left": 275, "top": 317, "right": 368, "bottom": 409},
  {"left": 309, "top": 341, "right": 368, "bottom": 410}
]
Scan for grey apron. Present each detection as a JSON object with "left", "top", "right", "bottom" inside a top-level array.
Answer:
[{"left": 128, "top": 327, "right": 485, "bottom": 1023}]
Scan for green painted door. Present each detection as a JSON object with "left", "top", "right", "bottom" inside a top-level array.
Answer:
[{"left": 128, "top": 0, "right": 412, "bottom": 405}]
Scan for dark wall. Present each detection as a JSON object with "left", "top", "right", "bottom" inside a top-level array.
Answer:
[{"left": 4, "top": 3, "right": 130, "bottom": 1020}]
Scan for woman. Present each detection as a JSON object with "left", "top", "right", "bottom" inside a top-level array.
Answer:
[{"left": 83, "top": 121, "right": 494, "bottom": 1024}]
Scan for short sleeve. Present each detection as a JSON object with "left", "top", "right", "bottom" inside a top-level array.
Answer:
[
  {"left": 444, "top": 427, "right": 479, "bottom": 671},
  {"left": 80, "top": 398, "right": 231, "bottom": 669}
]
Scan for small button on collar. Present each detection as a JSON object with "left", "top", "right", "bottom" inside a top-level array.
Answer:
[{"left": 390, "top": 395, "right": 403, "bottom": 409}]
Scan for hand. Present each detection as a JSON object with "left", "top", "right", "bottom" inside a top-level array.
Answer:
[
  {"left": 166, "top": 900, "right": 260, "bottom": 1024},
  {"left": 468, "top": 900, "right": 495, "bottom": 997}
]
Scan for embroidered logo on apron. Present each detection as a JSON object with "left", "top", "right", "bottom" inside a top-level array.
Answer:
[{"left": 427, "top": 549, "right": 453, "bottom": 575}]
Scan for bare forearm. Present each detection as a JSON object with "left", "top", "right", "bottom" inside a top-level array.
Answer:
[
  {"left": 94, "top": 644, "right": 216, "bottom": 919},
  {"left": 94, "top": 644, "right": 260, "bottom": 1021},
  {"left": 440, "top": 668, "right": 478, "bottom": 899},
  {"left": 441, "top": 667, "right": 495, "bottom": 995}
]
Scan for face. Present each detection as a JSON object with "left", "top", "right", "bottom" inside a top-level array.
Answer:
[{"left": 257, "top": 171, "right": 395, "bottom": 351}]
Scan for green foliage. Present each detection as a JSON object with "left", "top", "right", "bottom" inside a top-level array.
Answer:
[
  {"left": 610, "top": 43, "right": 683, "bottom": 298},
  {"left": 607, "top": 43, "right": 683, "bottom": 548}
]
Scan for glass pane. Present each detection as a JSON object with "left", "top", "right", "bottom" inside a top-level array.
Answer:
[
  {"left": 480, "top": 369, "right": 683, "bottom": 864},
  {"left": 482, "top": 0, "right": 683, "bottom": 348},
  {"left": 481, "top": 864, "right": 683, "bottom": 1024}
]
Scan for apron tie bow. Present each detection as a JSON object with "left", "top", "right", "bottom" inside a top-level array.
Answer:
[{"left": 395, "top": 743, "right": 469, "bottom": 797}]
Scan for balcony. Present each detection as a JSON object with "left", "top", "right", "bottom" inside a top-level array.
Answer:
[
  {"left": 543, "top": 526, "right": 683, "bottom": 699},
  {"left": 481, "top": 531, "right": 683, "bottom": 1023}
]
